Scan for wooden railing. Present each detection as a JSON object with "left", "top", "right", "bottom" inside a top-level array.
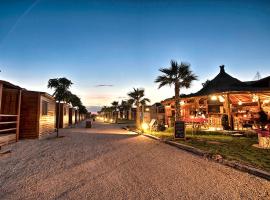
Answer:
[{"left": 0, "top": 114, "right": 19, "bottom": 145}]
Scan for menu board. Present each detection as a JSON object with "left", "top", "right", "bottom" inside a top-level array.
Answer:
[{"left": 175, "top": 121, "right": 185, "bottom": 138}]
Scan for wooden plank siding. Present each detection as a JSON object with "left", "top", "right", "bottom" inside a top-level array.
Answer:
[
  {"left": 39, "top": 95, "right": 56, "bottom": 136},
  {"left": 69, "top": 108, "right": 76, "bottom": 125},
  {"left": 56, "top": 103, "right": 70, "bottom": 128},
  {"left": 19, "top": 91, "right": 39, "bottom": 139},
  {"left": 1, "top": 88, "right": 20, "bottom": 115},
  {"left": 79, "top": 113, "right": 85, "bottom": 121},
  {"left": 0, "top": 81, "right": 21, "bottom": 146},
  {"left": 20, "top": 91, "right": 56, "bottom": 139},
  {"left": 75, "top": 110, "right": 79, "bottom": 124}
]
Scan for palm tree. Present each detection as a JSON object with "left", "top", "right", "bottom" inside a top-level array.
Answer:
[
  {"left": 128, "top": 88, "right": 150, "bottom": 128},
  {"left": 48, "top": 77, "right": 73, "bottom": 137},
  {"left": 155, "top": 60, "right": 198, "bottom": 121},
  {"left": 127, "top": 99, "right": 134, "bottom": 120},
  {"left": 120, "top": 100, "right": 131, "bottom": 119},
  {"left": 111, "top": 101, "right": 119, "bottom": 123}
]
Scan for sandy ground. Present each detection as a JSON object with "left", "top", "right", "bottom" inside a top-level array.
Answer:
[{"left": 0, "top": 121, "right": 270, "bottom": 200}]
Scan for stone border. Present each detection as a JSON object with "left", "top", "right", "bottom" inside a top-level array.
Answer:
[{"left": 129, "top": 129, "right": 270, "bottom": 181}]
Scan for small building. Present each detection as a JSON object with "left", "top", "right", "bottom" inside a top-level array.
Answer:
[
  {"left": 69, "top": 107, "right": 76, "bottom": 125},
  {"left": 56, "top": 102, "right": 70, "bottom": 128},
  {"left": 75, "top": 109, "right": 79, "bottom": 124},
  {"left": 20, "top": 91, "right": 56, "bottom": 139},
  {"left": 79, "top": 113, "right": 86, "bottom": 121},
  {"left": 150, "top": 103, "right": 165, "bottom": 124},
  {"left": 0, "top": 80, "right": 22, "bottom": 146},
  {"left": 142, "top": 105, "right": 151, "bottom": 123}
]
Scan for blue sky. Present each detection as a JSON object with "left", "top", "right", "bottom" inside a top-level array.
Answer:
[{"left": 0, "top": 0, "right": 270, "bottom": 112}]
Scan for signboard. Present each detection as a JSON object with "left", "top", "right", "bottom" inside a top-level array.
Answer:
[{"left": 174, "top": 121, "right": 185, "bottom": 139}]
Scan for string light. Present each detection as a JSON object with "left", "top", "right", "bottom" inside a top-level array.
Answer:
[
  {"left": 218, "top": 95, "right": 225, "bottom": 102},
  {"left": 211, "top": 95, "right": 217, "bottom": 101}
]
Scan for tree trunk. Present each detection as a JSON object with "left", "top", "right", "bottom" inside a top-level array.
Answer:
[
  {"left": 175, "top": 82, "right": 181, "bottom": 121},
  {"left": 136, "top": 103, "right": 140, "bottom": 128},
  {"left": 128, "top": 108, "right": 132, "bottom": 120},
  {"left": 115, "top": 110, "right": 118, "bottom": 123}
]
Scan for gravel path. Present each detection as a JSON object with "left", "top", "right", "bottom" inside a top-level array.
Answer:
[{"left": 0, "top": 121, "right": 269, "bottom": 200}]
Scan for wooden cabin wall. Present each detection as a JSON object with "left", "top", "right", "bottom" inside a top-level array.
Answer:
[
  {"left": 0, "top": 88, "right": 20, "bottom": 141},
  {"left": 39, "top": 95, "right": 55, "bottom": 136},
  {"left": 63, "top": 104, "right": 69, "bottom": 128},
  {"left": 79, "top": 113, "right": 85, "bottom": 121},
  {"left": 56, "top": 103, "right": 69, "bottom": 128},
  {"left": 19, "top": 91, "right": 39, "bottom": 139},
  {"left": 1, "top": 88, "right": 19, "bottom": 114},
  {"left": 75, "top": 110, "right": 78, "bottom": 123},
  {"left": 69, "top": 108, "right": 75, "bottom": 125}
]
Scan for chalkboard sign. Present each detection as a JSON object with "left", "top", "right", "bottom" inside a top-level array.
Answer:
[{"left": 175, "top": 121, "right": 185, "bottom": 138}]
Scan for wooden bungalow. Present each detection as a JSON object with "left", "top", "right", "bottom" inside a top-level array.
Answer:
[
  {"left": 141, "top": 105, "right": 151, "bottom": 123},
  {"left": 162, "top": 66, "right": 270, "bottom": 130},
  {"left": 75, "top": 108, "right": 79, "bottom": 124},
  {"left": 0, "top": 80, "right": 22, "bottom": 146},
  {"left": 56, "top": 102, "right": 70, "bottom": 128},
  {"left": 20, "top": 91, "right": 56, "bottom": 139},
  {"left": 79, "top": 113, "right": 86, "bottom": 121},
  {"left": 69, "top": 107, "right": 76, "bottom": 125}
]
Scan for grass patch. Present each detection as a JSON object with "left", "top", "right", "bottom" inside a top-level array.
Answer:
[
  {"left": 117, "top": 119, "right": 135, "bottom": 124},
  {"left": 146, "top": 128, "right": 270, "bottom": 172}
]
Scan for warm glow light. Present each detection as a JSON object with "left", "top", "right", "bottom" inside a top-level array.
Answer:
[
  {"left": 141, "top": 123, "right": 149, "bottom": 131},
  {"left": 145, "top": 108, "right": 150, "bottom": 111},
  {"left": 263, "top": 99, "right": 270, "bottom": 104},
  {"left": 110, "top": 119, "right": 113, "bottom": 122},
  {"left": 208, "top": 127, "right": 216, "bottom": 131},
  {"left": 238, "top": 101, "right": 243, "bottom": 105},
  {"left": 211, "top": 95, "right": 217, "bottom": 101},
  {"left": 180, "top": 101, "right": 185, "bottom": 105},
  {"left": 218, "top": 95, "right": 225, "bottom": 102},
  {"left": 202, "top": 114, "right": 205, "bottom": 118},
  {"left": 243, "top": 114, "right": 247, "bottom": 118},
  {"left": 252, "top": 94, "right": 259, "bottom": 102},
  {"left": 104, "top": 118, "right": 107, "bottom": 122}
]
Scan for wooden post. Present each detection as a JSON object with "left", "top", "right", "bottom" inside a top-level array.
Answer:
[
  {"left": 0, "top": 83, "right": 3, "bottom": 112},
  {"left": 225, "top": 93, "right": 233, "bottom": 130},
  {"left": 16, "top": 90, "right": 22, "bottom": 142},
  {"left": 194, "top": 97, "right": 200, "bottom": 116},
  {"left": 257, "top": 95, "right": 261, "bottom": 110},
  {"left": 205, "top": 97, "right": 209, "bottom": 127}
]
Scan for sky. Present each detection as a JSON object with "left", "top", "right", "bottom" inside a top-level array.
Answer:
[{"left": 0, "top": 0, "right": 270, "bottom": 112}]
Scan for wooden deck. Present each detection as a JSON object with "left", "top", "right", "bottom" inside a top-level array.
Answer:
[{"left": 0, "top": 133, "right": 16, "bottom": 147}]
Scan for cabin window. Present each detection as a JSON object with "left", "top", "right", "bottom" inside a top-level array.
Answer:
[{"left": 42, "top": 101, "right": 49, "bottom": 115}]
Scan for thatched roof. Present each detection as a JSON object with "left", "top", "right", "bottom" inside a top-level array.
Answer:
[{"left": 192, "top": 65, "right": 247, "bottom": 96}]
